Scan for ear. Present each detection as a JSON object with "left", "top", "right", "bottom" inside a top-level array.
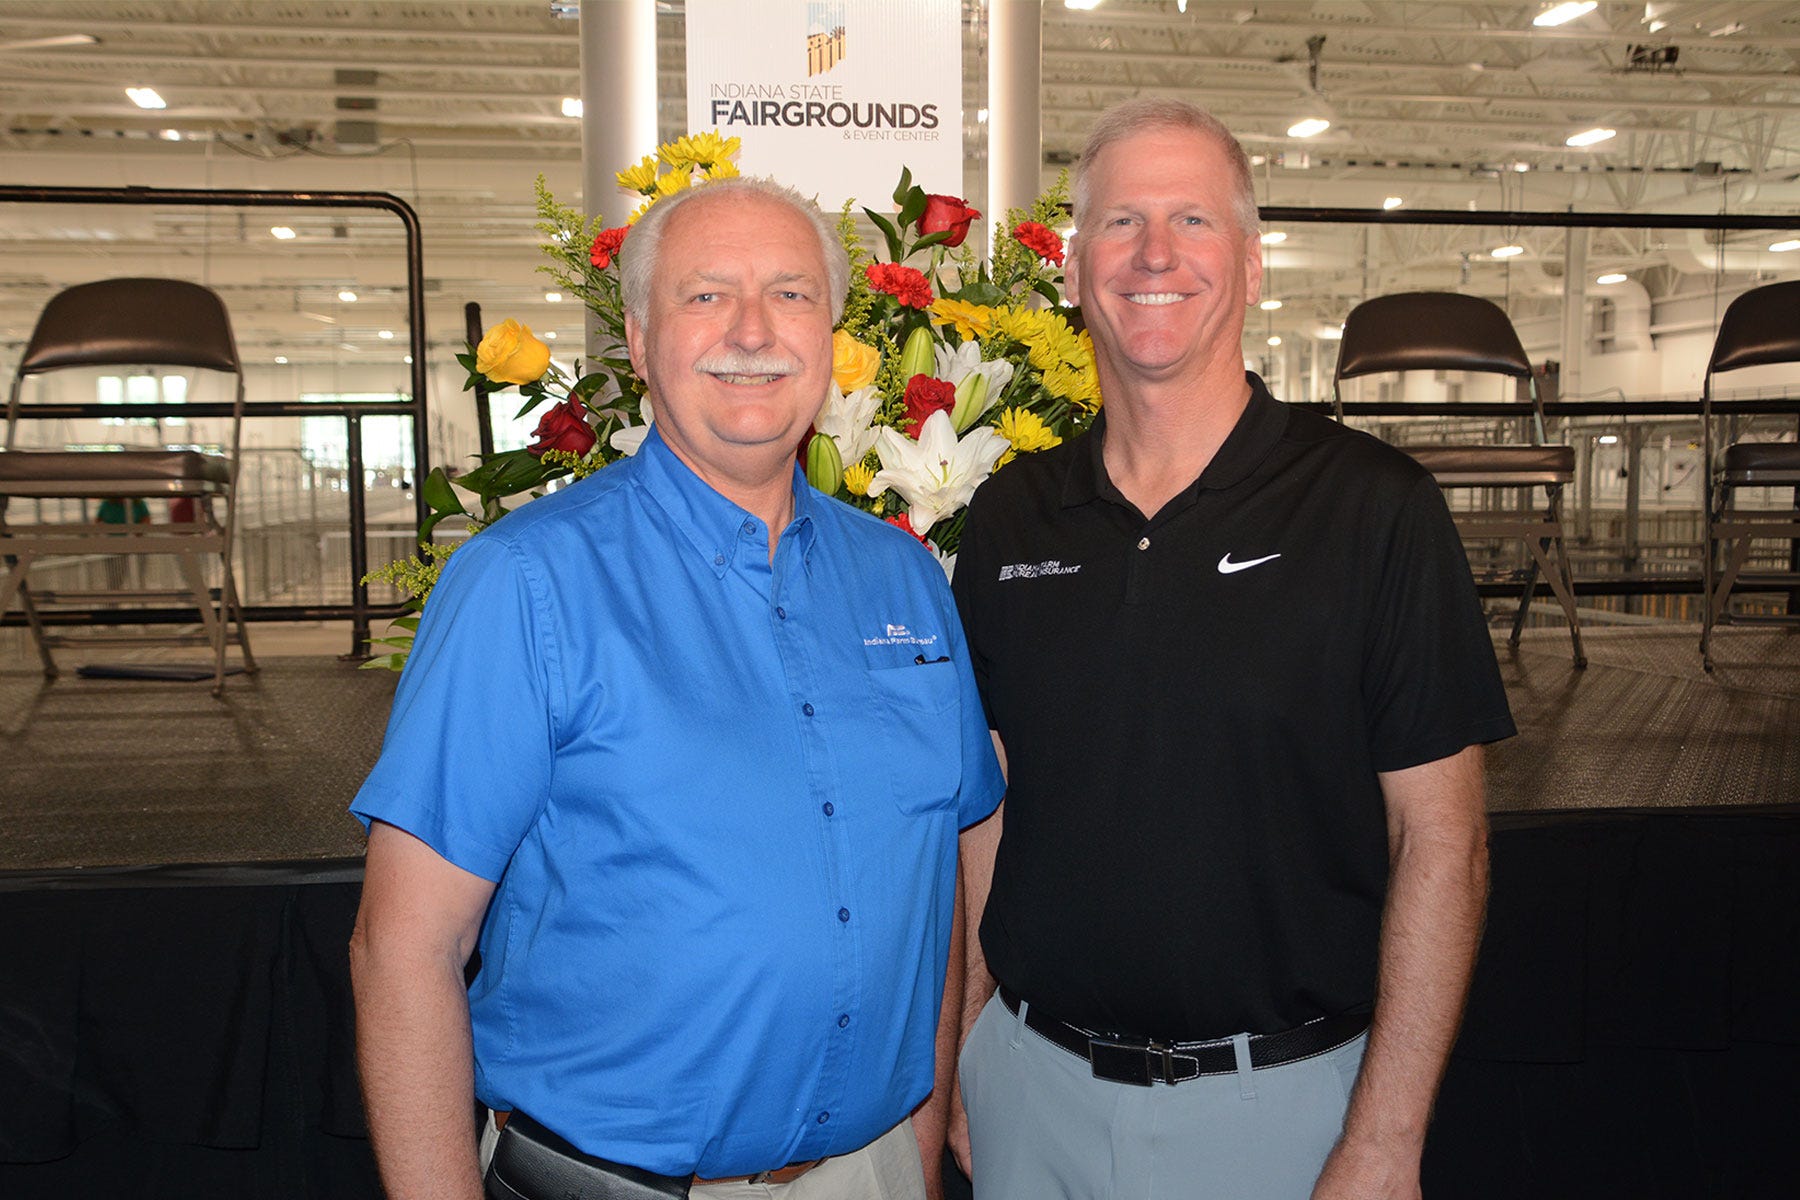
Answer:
[
  {"left": 625, "top": 312, "right": 647, "bottom": 378},
  {"left": 1242, "top": 232, "right": 1264, "bottom": 308},
  {"left": 1063, "top": 234, "right": 1083, "bottom": 307}
]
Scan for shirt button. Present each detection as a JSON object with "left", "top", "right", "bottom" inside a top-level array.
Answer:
[
  {"left": 803, "top": 702, "right": 815, "bottom": 717},
  {"left": 713, "top": 553, "right": 726, "bottom": 566},
  {"left": 816, "top": 1111, "right": 830, "bottom": 1125},
  {"left": 837, "top": 907, "right": 850, "bottom": 923},
  {"left": 742, "top": 519, "right": 757, "bottom": 536},
  {"left": 776, "top": 606, "right": 787, "bottom": 620},
  {"left": 822, "top": 801, "right": 835, "bottom": 816},
  {"left": 838, "top": 1013, "right": 850, "bottom": 1029},
  {"left": 1137, "top": 536, "right": 1151, "bottom": 550}
]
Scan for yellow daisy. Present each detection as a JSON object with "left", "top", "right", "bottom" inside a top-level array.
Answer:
[
  {"left": 997, "top": 406, "right": 1062, "bottom": 455},
  {"left": 843, "top": 462, "right": 876, "bottom": 497},
  {"left": 660, "top": 131, "right": 741, "bottom": 171},
  {"left": 928, "top": 298, "right": 995, "bottom": 341},
  {"left": 615, "top": 155, "right": 660, "bottom": 196}
]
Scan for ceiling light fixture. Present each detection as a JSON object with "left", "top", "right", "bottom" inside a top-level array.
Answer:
[
  {"left": 125, "top": 86, "right": 166, "bottom": 109},
  {"left": 1769, "top": 239, "right": 1800, "bottom": 253},
  {"left": 1063, "top": 0, "right": 1105, "bottom": 10},
  {"left": 545, "top": 292, "right": 562, "bottom": 303},
  {"left": 338, "top": 289, "right": 358, "bottom": 303},
  {"left": 544, "top": 331, "right": 558, "bottom": 340},
  {"left": 1596, "top": 272, "right": 1628, "bottom": 284},
  {"left": 270, "top": 226, "right": 296, "bottom": 240},
  {"left": 977, "top": 108, "right": 989, "bottom": 123},
  {"left": 1259, "top": 231, "right": 1287, "bottom": 245},
  {"left": 274, "top": 356, "right": 288, "bottom": 365},
  {"left": 0, "top": 33, "right": 99, "bottom": 51},
  {"left": 1491, "top": 244, "right": 1525, "bottom": 258},
  {"left": 378, "top": 329, "right": 394, "bottom": 340},
  {"left": 1598, "top": 434, "right": 1620, "bottom": 445},
  {"left": 158, "top": 128, "right": 181, "bottom": 141},
  {"left": 1267, "top": 335, "right": 1282, "bottom": 347},
  {"left": 1318, "top": 325, "right": 1344, "bottom": 341},
  {"left": 1566, "top": 127, "right": 1617, "bottom": 147},
  {"left": 560, "top": 97, "right": 583, "bottom": 118},
  {"left": 1382, "top": 196, "right": 1404, "bottom": 210},
  {"left": 1259, "top": 299, "right": 1283, "bottom": 310},
  {"left": 1533, "top": 2, "right": 1596, "bottom": 28},
  {"left": 1287, "top": 117, "right": 1330, "bottom": 139}
]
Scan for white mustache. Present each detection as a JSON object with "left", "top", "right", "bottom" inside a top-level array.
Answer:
[{"left": 694, "top": 350, "right": 801, "bottom": 377}]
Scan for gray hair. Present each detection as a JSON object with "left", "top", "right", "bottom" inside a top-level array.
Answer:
[
  {"left": 619, "top": 176, "right": 850, "bottom": 325},
  {"left": 1072, "top": 99, "right": 1260, "bottom": 238}
]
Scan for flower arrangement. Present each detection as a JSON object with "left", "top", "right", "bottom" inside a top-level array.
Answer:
[{"left": 363, "top": 132, "right": 1097, "bottom": 668}]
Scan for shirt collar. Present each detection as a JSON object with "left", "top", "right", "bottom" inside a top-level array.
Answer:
[
  {"left": 1062, "top": 371, "right": 1290, "bottom": 510},
  {"left": 633, "top": 426, "right": 816, "bottom": 578}
]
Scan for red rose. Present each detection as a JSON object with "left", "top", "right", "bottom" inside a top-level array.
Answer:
[
  {"left": 1013, "top": 220, "right": 1065, "bottom": 267},
  {"left": 902, "top": 373, "right": 956, "bottom": 438},
  {"left": 885, "top": 512, "right": 929, "bottom": 544},
  {"left": 917, "top": 194, "right": 981, "bottom": 248},
  {"left": 527, "top": 397, "right": 597, "bottom": 458},
  {"left": 865, "top": 262, "right": 935, "bottom": 309},
  {"left": 589, "top": 225, "right": 629, "bottom": 270}
]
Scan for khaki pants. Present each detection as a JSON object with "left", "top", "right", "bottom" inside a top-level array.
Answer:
[{"left": 479, "top": 1110, "right": 925, "bottom": 1200}]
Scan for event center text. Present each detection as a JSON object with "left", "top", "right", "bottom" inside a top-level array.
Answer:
[{"left": 708, "top": 84, "right": 942, "bottom": 139}]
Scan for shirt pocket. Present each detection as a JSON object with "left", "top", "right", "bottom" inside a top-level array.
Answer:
[{"left": 865, "top": 660, "right": 962, "bottom": 816}]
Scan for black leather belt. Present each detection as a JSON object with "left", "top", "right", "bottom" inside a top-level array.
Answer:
[{"left": 999, "top": 986, "right": 1369, "bottom": 1087}]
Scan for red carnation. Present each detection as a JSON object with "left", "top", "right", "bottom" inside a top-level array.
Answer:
[
  {"left": 865, "top": 262, "right": 934, "bottom": 310},
  {"left": 902, "top": 373, "right": 956, "bottom": 438},
  {"left": 527, "top": 397, "right": 597, "bottom": 458},
  {"left": 589, "top": 225, "right": 629, "bottom": 270},
  {"left": 1013, "top": 220, "right": 1065, "bottom": 266},
  {"left": 917, "top": 194, "right": 981, "bottom": 248},
  {"left": 885, "top": 512, "right": 929, "bottom": 544}
]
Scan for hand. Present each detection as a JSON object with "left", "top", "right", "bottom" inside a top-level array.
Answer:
[
  {"left": 1310, "top": 1136, "right": 1421, "bottom": 1200},
  {"left": 947, "top": 1084, "right": 972, "bottom": 1179}
]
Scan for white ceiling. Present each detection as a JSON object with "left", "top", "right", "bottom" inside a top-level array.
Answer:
[{"left": 2, "top": 0, "right": 1798, "bottom": 364}]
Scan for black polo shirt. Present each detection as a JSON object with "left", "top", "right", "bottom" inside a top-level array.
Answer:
[{"left": 952, "top": 373, "right": 1515, "bottom": 1039}]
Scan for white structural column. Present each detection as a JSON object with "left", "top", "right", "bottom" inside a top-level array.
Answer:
[
  {"left": 987, "top": 0, "right": 1044, "bottom": 256},
  {"left": 1560, "top": 226, "right": 1588, "bottom": 400},
  {"left": 580, "top": 0, "right": 658, "bottom": 351}
]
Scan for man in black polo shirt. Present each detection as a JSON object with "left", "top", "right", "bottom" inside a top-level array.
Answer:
[{"left": 948, "top": 99, "right": 1515, "bottom": 1199}]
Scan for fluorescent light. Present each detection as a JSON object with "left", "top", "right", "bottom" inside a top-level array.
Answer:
[
  {"left": 560, "top": 96, "right": 583, "bottom": 118},
  {"left": 274, "top": 356, "right": 288, "bottom": 365},
  {"left": 1382, "top": 196, "right": 1404, "bottom": 210},
  {"left": 1063, "top": 0, "right": 1104, "bottom": 10},
  {"left": 1259, "top": 299, "right": 1283, "bottom": 310},
  {"left": 1318, "top": 325, "right": 1344, "bottom": 341},
  {"left": 1566, "top": 127, "right": 1616, "bottom": 147},
  {"left": 158, "top": 128, "right": 181, "bottom": 141},
  {"left": 126, "top": 87, "right": 166, "bottom": 109},
  {"left": 1259, "top": 231, "right": 1287, "bottom": 245},
  {"left": 378, "top": 329, "right": 394, "bottom": 340},
  {"left": 544, "top": 331, "right": 558, "bottom": 339},
  {"left": 1770, "top": 239, "right": 1800, "bottom": 253},
  {"left": 1533, "top": 2, "right": 1596, "bottom": 28},
  {"left": 1598, "top": 434, "right": 1619, "bottom": 445},
  {"left": 404, "top": 355, "right": 413, "bottom": 364},
  {"left": 1287, "top": 117, "right": 1330, "bottom": 139},
  {"left": 270, "top": 226, "right": 296, "bottom": 240},
  {"left": 1596, "top": 272, "right": 1628, "bottom": 285},
  {"left": 545, "top": 292, "right": 562, "bottom": 303},
  {"left": 1647, "top": 19, "right": 1667, "bottom": 32},
  {"left": 338, "top": 289, "right": 358, "bottom": 303},
  {"left": 1492, "top": 244, "right": 1525, "bottom": 258},
  {"left": 1267, "top": 335, "right": 1282, "bottom": 347}
]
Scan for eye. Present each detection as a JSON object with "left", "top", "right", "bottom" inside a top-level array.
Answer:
[
  {"left": 688, "top": 291, "right": 719, "bottom": 304},
  {"left": 775, "top": 289, "right": 809, "bottom": 301},
  {"left": 1180, "top": 215, "right": 1207, "bottom": 227}
]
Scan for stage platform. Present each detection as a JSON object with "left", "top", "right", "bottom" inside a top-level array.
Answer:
[{"left": 3, "top": 622, "right": 1797, "bottom": 874}]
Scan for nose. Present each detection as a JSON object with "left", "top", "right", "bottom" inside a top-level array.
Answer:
[
  {"left": 1133, "top": 220, "right": 1173, "bottom": 272},
  {"left": 728, "top": 294, "right": 776, "bottom": 351}
]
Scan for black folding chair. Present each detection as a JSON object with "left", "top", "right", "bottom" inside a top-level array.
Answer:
[
  {"left": 0, "top": 278, "right": 257, "bottom": 694},
  {"left": 1699, "top": 279, "right": 1800, "bottom": 671},
  {"left": 1334, "top": 291, "right": 1585, "bottom": 668}
]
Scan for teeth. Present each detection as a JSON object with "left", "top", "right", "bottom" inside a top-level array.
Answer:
[
  {"left": 714, "top": 373, "right": 782, "bottom": 385},
  {"left": 1126, "top": 293, "right": 1187, "bottom": 306}
]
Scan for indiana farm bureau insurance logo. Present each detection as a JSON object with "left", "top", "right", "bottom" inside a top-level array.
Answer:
[{"left": 807, "top": 3, "right": 846, "bottom": 77}]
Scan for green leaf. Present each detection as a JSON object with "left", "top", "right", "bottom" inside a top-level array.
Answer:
[
  {"left": 863, "top": 207, "right": 904, "bottom": 263},
  {"left": 368, "top": 635, "right": 416, "bottom": 649},
  {"left": 391, "top": 615, "right": 421, "bottom": 631},
  {"left": 419, "top": 508, "right": 462, "bottom": 541},
  {"left": 897, "top": 185, "right": 928, "bottom": 230},
  {"left": 910, "top": 229, "right": 953, "bottom": 256},
  {"left": 422, "top": 466, "right": 461, "bottom": 514},
  {"left": 953, "top": 279, "right": 1009, "bottom": 308},
  {"left": 1032, "top": 279, "right": 1063, "bottom": 306},
  {"left": 892, "top": 167, "right": 913, "bottom": 206},
  {"left": 359, "top": 652, "right": 407, "bottom": 671}
]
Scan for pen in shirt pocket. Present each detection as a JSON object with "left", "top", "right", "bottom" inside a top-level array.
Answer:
[{"left": 915, "top": 653, "right": 951, "bottom": 665}]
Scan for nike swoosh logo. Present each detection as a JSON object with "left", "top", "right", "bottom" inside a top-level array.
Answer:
[{"left": 1217, "top": 552, "right": 1282, "bottom": 574}]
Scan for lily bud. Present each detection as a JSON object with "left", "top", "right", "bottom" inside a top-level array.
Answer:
[
  {"left": 899, "top": 326, "right": 935, "bottom": 383},
  {"left": 806, "top": 432, "right": 844, "bottom": 495},
  {"left": 950, "top": 371, "right": 989, "bottom": 433}
]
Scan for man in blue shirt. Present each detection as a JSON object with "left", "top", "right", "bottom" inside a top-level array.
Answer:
[{"left": 349, "top": 176, "right": 1004, "bottom": 1200}]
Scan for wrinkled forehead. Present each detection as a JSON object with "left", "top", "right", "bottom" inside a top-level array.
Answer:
[{"left": 658, "top": 191, "right": 828, "bottom": 284}]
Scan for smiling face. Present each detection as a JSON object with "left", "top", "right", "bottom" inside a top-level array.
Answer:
[
  {"left": 1065, "top": 126, "right": 1263, "bottom": 396},
  {"left": 625, "top": 190, "right": 835, "bottom": 490}
]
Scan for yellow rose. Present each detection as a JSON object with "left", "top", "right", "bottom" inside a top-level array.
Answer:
[
  {"left": 831, "top": 330, "right": 881, "bottom": 392},
  {"left": 475, "top": 319, "right": 551, "bottom": 386}
]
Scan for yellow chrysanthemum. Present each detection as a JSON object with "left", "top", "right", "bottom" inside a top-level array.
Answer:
[
  {"left": 998, "top": 407, "right": 1062, "bottom": 454},
  {"left": 654, "top": 169, "right": 692, "bottom": 200},
  {"left": 660, "top": 132, "right": 741, "bottom": 171},
  {"left": 928, "top": 298, "right": 995, "bottom": 341},
  {"left": 843, "top": 462, "right": 876, "bottom": 497},
  {"left": 616, "top": 155, "right": 660, "bottom": 196},
  {"left": 626, "top": 198, "right": 656, "bottom": 225},
  {"left": 1042, "top": 362, "right": 1102, "bottom": 412},
  {"left": 705, "top": 159, "right": 741, "bottom": 181}
]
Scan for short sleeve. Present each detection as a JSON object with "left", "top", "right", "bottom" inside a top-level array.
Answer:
[
  {"left": 1362, "top": 475, "right": 1517, "bottom": 772},
  {"left": 349, "top": 533, "right": 562, "bottom": 880},
  {"left": 939, "top": 574, "right": 1004, "bottom": 829}
]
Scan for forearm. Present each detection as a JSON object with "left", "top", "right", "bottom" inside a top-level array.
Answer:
[
  {"left": 955, "top": 797, "right": 1004, "bottom": 1045},
  {"left": 350, "top": 925, "right": 486, "bottom": 1200},
  {"left": 912, "top": 867, "right": 966, "bottom": 1200}
]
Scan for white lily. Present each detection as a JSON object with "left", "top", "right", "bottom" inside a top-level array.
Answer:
[
  {"left": 814, "top": 383, "right": 882, "bottom": 466},
  {"left": 933, "top": 338, "right": 1014, "bottom": 429},
  {"left": 868, "top": 410, "right": 1009, "bottom": 536},
  {"left": 608, "top": 396, "right": 654, "bottom": 456}
]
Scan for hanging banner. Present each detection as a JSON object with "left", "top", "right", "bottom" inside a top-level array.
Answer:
[{"left": 685, "top": 0, "right": 963, "bottom": 211}]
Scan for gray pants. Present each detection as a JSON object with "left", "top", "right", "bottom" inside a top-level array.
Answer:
[
  {"left": 959, "top": 992, "right": 1366, "bottom": 1200},
  {"left": 480, "top": 1110, "right": 925, "bottom": 1200}
]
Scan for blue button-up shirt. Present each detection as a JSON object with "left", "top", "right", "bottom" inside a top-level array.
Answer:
[{"left": 352, "top": 428, "right": 1003, "bottom": 1177}]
